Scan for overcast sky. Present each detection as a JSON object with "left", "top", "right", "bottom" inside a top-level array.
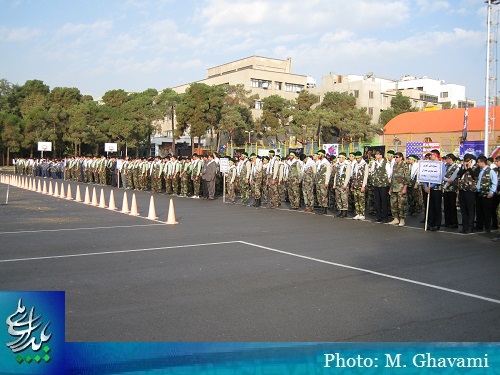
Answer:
[{"left": 0, "top": 0, "right": 492, "bottom": 104}]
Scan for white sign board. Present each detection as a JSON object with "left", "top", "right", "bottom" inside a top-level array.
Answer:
[
  {"left": 418, "top": 160, "right": 443, "bottom": 184},
  {"left": 38, "top": 142, "right": 52, "bottom": 151},
  {"left": 105, "top": 143, "right": 118, "bottom": 152},
  {"left": 219, "top": 158, "right": 230, "bottom": 173}
]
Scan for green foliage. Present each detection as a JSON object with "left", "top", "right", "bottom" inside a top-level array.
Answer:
[
  {"left": 379, "top": 91, "right": 418, "bottom": 126},
  {"left": 260, "top": 94, "right": 292, "bottom": 142}
]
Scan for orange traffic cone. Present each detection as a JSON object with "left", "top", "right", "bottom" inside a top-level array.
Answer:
[
  {"left": 129, "top": 193, "right": 139, "bottom": 216},
  {"left": 166, "top": 198, "right": 178, "bottom": 225},
  {"left": 75, "top": 185, "right": 82, "bottom": 202},
  {"left": 98, "top": 188, "right": 107, "bottom": 208},
  {"left": 108, "top": 190, "right": 117, "bottom": 210},
  {"left": 147, "top": 196, "right": 158, "bottom": 220},
  {"left": 121, "top": 191, "right": 129, "bottom": 214}
]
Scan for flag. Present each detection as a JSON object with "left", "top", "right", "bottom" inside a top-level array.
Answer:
[
  {"left": 405, "top": 142, "right": 424, "bottom": 159},
  {"left": 462, "top": 103, "right": 468, "bottom": 142}
]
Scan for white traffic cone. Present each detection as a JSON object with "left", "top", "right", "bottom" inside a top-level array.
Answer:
[
  {"left": 121, "top": 191, "right": 130, "bottom": 214},
  {"left": 66, "top": 184, "right": 73, "bottom": 200},
  {"left": 48, "top": 181, "right": 53, "bottom": 195},
  {"left": 75, "top": 185, "right": 82, "bottom": 202},
  {"left": 108, "top": 190, "right": 117, "bottom": 210},
  {"left": 53, "top": 182, "right": 59, "bottom": 197},
  {"left": 129, "top": 193, "right": 139, "bottom": 216},
  {"left": 59, "top": 183, "right": 66, "bottom": 199},
  {"left": 166, "top": 198, "right": 178, "bottom": 225},
  {"left": 91, "top": 187, "right": 98, "bottom": 206},
  {"left": 147, "top": 196, "right": 158, "bottom": 220},
  {"left": 98, "top": 188, "right": 107, "bottom": 208}
]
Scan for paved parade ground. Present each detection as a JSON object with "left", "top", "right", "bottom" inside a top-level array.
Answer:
[{"left": 0, "top": 175, "right": 499, "bottom": 342}]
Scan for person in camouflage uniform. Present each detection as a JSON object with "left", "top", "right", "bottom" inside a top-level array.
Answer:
[
  {"left": 180, "top": 155, "right": 191, "bottom": 196},
  {"left": 475, "top": 155, "right": 498, "bottom": 233},
  {"left": 314, "top": 149, "right": 332, "bottom": 215},
  {"left": 191, "top": 153, "right": 203, "bottom": 198},
  {"left": 442, "top": 153, "right": 460, "bottom": 228},
  {"left": 301, "top": 154, "right": 316, "bottom": 212},
  {"left": 250, "top": 153, "right": 263, "bottom": 207},
  {"left": 238, "top": 152, "right": 252, "bottom": 205},
  {"left": 388, "top": 152, "right": 410, "bottom": 226},
  {"left": 225, "top": 158, "right": 237, "bottom": 203},
  {"left": 164, "top": 155, "right": 174, "bottom": 194},
  {"left": 492, "top": 156, "right": 500, "bottom": 241},
  {"left": 172, "top": 156, "right": 182, "bottom": 195},
  {"left": 286, "top": 151, "right": 302, "bottom": 210},
  {"left": 150, "top": 156, "right": 163, "bottom": 193},
  {"left": 350, "top": 151, "right": 369, "bottom": 220},
  {"left": 261, "top": 156, "right": 270, "bottom": 206},
  {"left": 328, "top": 155, "right": 337, "bottom": 210},
  {"left": 333, "top": 152, "right": 352, "bottom": 218}
]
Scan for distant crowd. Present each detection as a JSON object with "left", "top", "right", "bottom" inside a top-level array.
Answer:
[{"left": 13, "top": 148, "right": 500, "bottom": 240}]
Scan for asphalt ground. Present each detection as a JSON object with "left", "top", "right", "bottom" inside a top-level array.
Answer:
[{"left": 0, "top": 174, "right": 499, "bottom": 342}]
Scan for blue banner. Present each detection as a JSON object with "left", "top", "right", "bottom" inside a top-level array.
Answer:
[{"left": 460, "top": 140, "right": 484, "bottom": 159}]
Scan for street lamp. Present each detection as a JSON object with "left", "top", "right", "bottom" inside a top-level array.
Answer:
[{"left": 245, "top": 130, "right": 254, "bottom": 144}]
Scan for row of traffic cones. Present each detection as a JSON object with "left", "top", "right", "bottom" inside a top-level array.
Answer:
[{"left": 0, "top": 174, "right": 178, "bottom": 224}]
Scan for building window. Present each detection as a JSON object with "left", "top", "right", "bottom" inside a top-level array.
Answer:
[
  {"left": 440, "top": 92, "right": 449, "bottom": 98},
  {"left": 368, "top": 107, "right": 374, "bottom": 116},
  {"left": 255, "top": 100, "right": 263, "bottom": 110},
  {"left": 354, "top": 90, "right": 359, "bottom": 98},
  {"left": 275, "top": 82, "right": 282, "bottom": 91},
  {"left": 285, "top": 83, "right": 304, "bottom": 93},
  {"left": 251, "top": 79, "right": 271, "bottom": 89},
  {"left": 369, "top": 91, "right": 374, "bottom": 99}
]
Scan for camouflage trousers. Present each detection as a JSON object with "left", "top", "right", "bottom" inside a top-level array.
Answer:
[
  {"left": 390, "top": 192, "right": 407, "bottom": 219},
  {"left": 180, "top": 174, "right": 190, "bottom": 195},
  {"left": 287, "top": 179, "right": 301, "bottom": 209},
  {"left": 151, "top": 175, "right": 163, "bottom": 193},
  {"left": 261, "top": 181, "right": 269, "bottom": 204},
  {"left": 192, "top": 177, "right": 201, "bottom": 197},
  {"left": 315, "top": 183, "right": 329, "bottom": 208},
  {"left": 226, "top": 181, "right": 236, "bottom": 203},
  {"left": 165, "top": 177, "right": 173, "bottom": 194},
  {"left": 268, "top": 181, "right": 280, "bottom": 208},
  {"left": 126, "top": 172, "right": 134, "bottom": 189},
  {"left": 139, "top": 174, "right": 149, "bottom": 191},
  {"left": 240, "top": 179, "right": 251, "bottom": 204},
  {"left": 172, "top": 177, "right": 180, "bottom": 195},
  {"left": 366, "top": 186, "right": 376, "bottom": 214},
  {"left": 251, "top": 176, "right": 262, "bottom": 200},
  {"left": 407, "top": 187, "right": 423, "bottom": 214},
  {"left": 302, "top": 181, "right": 315, "bottom": 209},
  {"left": 335, "top": 187, "right": 349, "bottom": 211},
  {"left": 353, "top": 189, "right": 366, "bottom": 216}
]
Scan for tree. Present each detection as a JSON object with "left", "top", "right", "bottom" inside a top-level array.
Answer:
[
  {"left": 156, "top": 88, "right": 182, "bottom": 155},
  {"left": 259, "top": 94, "right": 292, "bottom": 144},
  {"left": 379, "top": 91, "right": 418, "bottom": 126},
  {"left": 289, "top": 90, "right": 320, "bottom": 143},
  {"left": 0, "top": 112, "right": 23, "bottom": 165},
  {"left": 176, "top": 83, "right": 225, "bottom": 153}
]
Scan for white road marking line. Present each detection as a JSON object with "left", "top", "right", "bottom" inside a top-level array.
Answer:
[
  {"left": 238, "top": 240, "right": 500, "bottom": 305},
  {"left": 0, "top": 223, "right": 166, "bottom": 235},
  {"left": 0, "top": 241, "right": 240, "bottom": 263}
]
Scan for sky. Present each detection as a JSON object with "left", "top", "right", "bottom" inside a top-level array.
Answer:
[{"left": 0, "top": 0, "right": 493, "bottom": 104}]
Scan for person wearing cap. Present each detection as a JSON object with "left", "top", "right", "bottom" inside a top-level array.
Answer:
[
  {"left": 314, "top": 149, "right": 332, "bottom": 215},
  {"left": 442, "top": 154, "right": 460, "bottom": 228},
  {"left": 475, "top": 155, "right": 498, "bottom": 233},
  {"left": 406, "top": 155, "right": 422, "bottom": 216},
  {"left": 191, "top": 153, "right": 203, "bottom": 199},
  {"left": 250, "top": 153, "right": 263, "bottom": 207},
  {"left": 301, "top": 154, "right": 316, "bottom": 212},
  {"left": 387, "top": 150, "right": 396, "bottom": 169},
  {"left": 371, "top": 150, "right": 392, "bottom": 223},
  {"left": 201, "top": 154, "right": 217, "bottom": 199},
  {"left": 388, "top": 152, "right": 409, "bottom": 226},
  {"left": 351, "top": 151, "right": 369, "bottom": 220},
  {"left": 457, "top": 154, "right": 479, "bottom": 233},
  {"left": 238, "top": 152, "right": 252, "bottom": 205},
  {"left": 423, "top": 149, "right": 447, "bottom": 231},
  {"left": 286, "top": 151, "right": 302, "bottom": 210},
  {"left": 333, "top": 152, "right": 352, "bottom": 218},
  {"left": 267, "top": 150, "right": 281, "bottom": 208}
]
